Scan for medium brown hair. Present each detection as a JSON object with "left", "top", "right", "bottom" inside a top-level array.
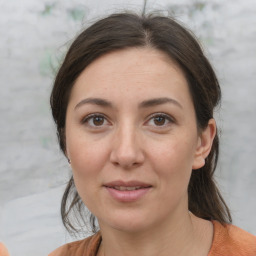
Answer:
[{"left": 50, "top": 12, "right": 232, "bottom": 235}]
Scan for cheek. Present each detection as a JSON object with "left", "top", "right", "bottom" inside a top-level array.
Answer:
[
  {"left": 149, "top": 136, "right": 196, "bottom": 186},
  {"left": 66, "top": 131, "right": 109, "bottom": 190},
  {"left": 66, "top": 126, "right": 107, "bottom": 167},
  {"left": 67, "top": 138, "right": 109, "bottom": 209}
]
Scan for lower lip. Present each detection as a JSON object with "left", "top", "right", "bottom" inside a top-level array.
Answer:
[{"left": 105, "top": 187, "right": 151, "bottom": 202}]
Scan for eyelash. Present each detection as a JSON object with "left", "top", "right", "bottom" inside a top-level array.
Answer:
[
  {"left": 146, "top": 113, "right": 175, "bottom": 127},
  {"left": 82, "top": 113, "right": 110, "bottom": 128},
  {"left": 81, "top": 113, "right": 174, "bottom": 128}
]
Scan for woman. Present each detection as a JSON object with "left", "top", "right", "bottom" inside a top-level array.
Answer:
[{"left": 49, "top": 12, "right": 256, "bottom": 256}]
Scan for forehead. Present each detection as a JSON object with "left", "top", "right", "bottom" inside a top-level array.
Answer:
[
  {"left": 69, "top": 47, "right": 191, "bottom": 105},
  {"left": 77, "top": 47, "right": 184, "bottom": 81}
]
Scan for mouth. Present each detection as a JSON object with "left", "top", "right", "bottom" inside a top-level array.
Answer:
[
  {"left": 103, "top": 180, "right": 152, "bottom": 202},
  {"left": 104, "top": 180, "right": 152, "bottom": 190},
  {"left": 109, "top": 186, "right": 150, "bottom": 191}
]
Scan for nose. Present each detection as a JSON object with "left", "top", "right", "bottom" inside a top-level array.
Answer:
[{"left": 110, "top": 124, "right": 145, "bottom": 169}]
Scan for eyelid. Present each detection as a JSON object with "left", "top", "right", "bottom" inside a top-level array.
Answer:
[
  {"left": 145, "top": 112, "right": 175, "bottom": 126},
  {"left": 147, "top": 112, "right": 175, "bottom": 121},
  {"left": 81, "top": 112, "right": 175, "bottom": 127},
  {"left": 81, "top": 113, "right": 110, "bottom": 126}
]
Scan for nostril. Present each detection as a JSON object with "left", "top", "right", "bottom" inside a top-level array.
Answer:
[
  {"left": 112, "top": 161, "right": 119, "bottom": 166},
  {"left": 109, "top": 138, "right": 145, "bottom": 168}
]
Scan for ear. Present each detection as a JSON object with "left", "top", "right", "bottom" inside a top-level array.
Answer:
[
  {"left": 192, "top": 119, "right": 216, "bottom": 170},
  {"left": 64, "top": 147, "right": 71, "bottom": 164},
  {"left": 60, "top": 127, "right": 70, "bottom": 162}
]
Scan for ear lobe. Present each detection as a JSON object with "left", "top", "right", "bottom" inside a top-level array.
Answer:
[{"left": 192, "top": 119, "right": 216, "bottom": 170}]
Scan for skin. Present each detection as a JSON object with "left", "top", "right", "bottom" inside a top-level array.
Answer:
[
  {"left": 65, "top": 48, "right": 216, "bottom": 256},
  {"left": 0, "top": 243, "right": 10, "bottom": 256}
]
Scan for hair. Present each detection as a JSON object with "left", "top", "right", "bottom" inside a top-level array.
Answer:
[{"left": 50, "top": 12, "right": 232, "bottom": 235}]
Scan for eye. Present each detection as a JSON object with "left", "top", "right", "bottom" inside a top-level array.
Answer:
[
  {"left": 82, "top": 114, "right": 110, "bottom": 128},
  {"left": 146, "top": 113, "right": 174, "bottom": 127}
]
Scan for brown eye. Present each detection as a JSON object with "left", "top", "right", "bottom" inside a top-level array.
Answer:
[
  {"left": 83, "top": 114, "right": 109, "bottom": 128},
  {"left": 146, "top": 113, "right": 174, "bottom": 128},
  {"left": 92, "top": 116, "right": 104, "bottom": 126},
  {"left": 153, "top": 116, "right": 166, "bottom": 126}
]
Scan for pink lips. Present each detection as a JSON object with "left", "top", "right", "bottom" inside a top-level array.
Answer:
[{"left": 104, "top": 180, "right": 152, "bottom": 202}]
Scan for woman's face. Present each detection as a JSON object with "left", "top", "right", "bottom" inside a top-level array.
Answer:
[{"left": 65, "top": 48, "right": 210, "bottom": 233}]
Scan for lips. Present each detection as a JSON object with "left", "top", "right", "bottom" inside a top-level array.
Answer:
[
  {"left": 104, "top": 180, "right": 152, "bottom": 190},
  {"left": 112, "top": 186, "right": 144, "bottom": 191},
  {"left": 104, "top": 180, "right": 152, "bottom": 202}
]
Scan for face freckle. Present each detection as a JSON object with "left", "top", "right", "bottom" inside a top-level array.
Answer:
[{"left": 65, "top": 47, "right": 204, "bottom": 233}]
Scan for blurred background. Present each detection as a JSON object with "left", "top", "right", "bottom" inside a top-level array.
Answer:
[{"left": 0, "top": 0, "right": 255, "bottom": 255}]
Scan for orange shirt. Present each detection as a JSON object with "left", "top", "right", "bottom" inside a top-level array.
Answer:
[
  {"left": 0, "top": 243, "right": 10, "bottom": 256},
  {"left": 208, "top": 221, "right": 256, "bottom": 255},
  {"left": 49, "top": 221, "right": 256, "bottom": 256}
]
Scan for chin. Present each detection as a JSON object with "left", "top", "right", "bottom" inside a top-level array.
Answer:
[
  {"left": 98, "top": 210, "right": 156, "bottom": 234},
  {"left": 111, "top": 222, "right": 149, "bottom": 234}
]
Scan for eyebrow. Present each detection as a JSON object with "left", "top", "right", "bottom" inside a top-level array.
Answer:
[
  {"left": 75, "top": 98, "right": 113, "bottom": 109},
  {"left": 139, "top": 97, "right": 183, "bottom": 109},
  {"left": 74, "top": 97, "right": 183, "bottom": 110}
]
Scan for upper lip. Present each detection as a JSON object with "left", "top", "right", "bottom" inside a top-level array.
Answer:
[{"left": 104, "top": 180, "right": 152, "bottom": 188}]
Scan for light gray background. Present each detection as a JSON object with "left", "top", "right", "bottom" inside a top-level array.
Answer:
[{"left": 0, "top": 0, "right": 255, "bottom": 255}]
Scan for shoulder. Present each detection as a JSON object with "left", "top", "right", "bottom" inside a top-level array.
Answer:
[
  {"left": 0, "top": 243, "right": 10, "bottom": 256},
  {"left": 48, "top": 232, "right": 101, "bottom": 256},
  {"left": 209, "top": 220, "right": 256, "bottom": 256}
]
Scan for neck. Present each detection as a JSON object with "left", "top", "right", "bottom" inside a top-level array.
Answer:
[{"left": 97, "top": 212, "right": 213, "bottom": 256}]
